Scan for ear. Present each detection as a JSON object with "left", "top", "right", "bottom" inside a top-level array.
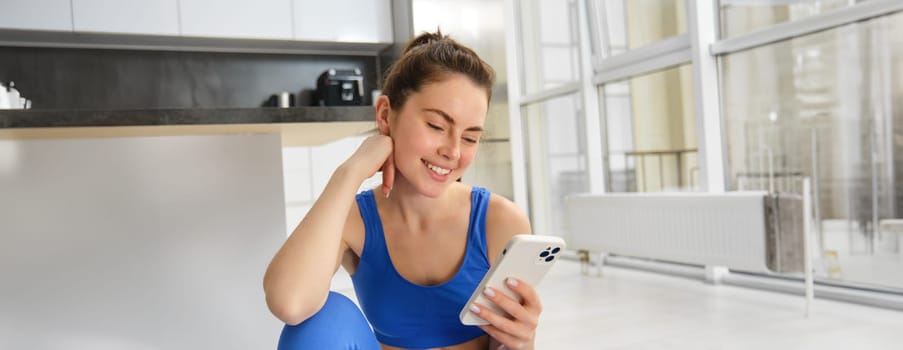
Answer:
[{"left": 374, "top": 95, "right": 393, "bottom": 136}]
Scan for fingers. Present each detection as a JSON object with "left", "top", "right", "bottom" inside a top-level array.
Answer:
[
  {"left": 378, "top": 129, "right": 394, "bottom": 197},
  {"left": 472, "top": 300, "right": 526, "bottom": 335},
  {"left": 478, "top": 284, "right": 538, "bottom": 330},
  {"left": 479, "top": 324, "right": 531, "bottom": 350},
  {"left": 382, "top": 148, "right": 394, "bottom": 197},
  {"left": 470, "top": 279, "right": 542, "bottom": 349},
  {"left": 475, "top": 303, "right": 534, "bottom": 350},
  {"left": 506, "top": 277, "right": 543, "bottom": 312}
]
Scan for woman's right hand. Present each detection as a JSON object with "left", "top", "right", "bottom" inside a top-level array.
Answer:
[{"left": 343, "top": 134, "right": 394, "bottom": 197}]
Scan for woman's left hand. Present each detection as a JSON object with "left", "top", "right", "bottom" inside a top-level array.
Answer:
[{"left": 473, "top": 277, "right": 541, "bottom": 350}]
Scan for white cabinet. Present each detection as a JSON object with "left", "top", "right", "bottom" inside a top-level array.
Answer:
[
  {"left": 72, "top": 0, "right": 179, "bottom": 36},
  {"left": 0, "top": 0, "right": 393, "bottom": 48},
  {"left": 293, "top": 0, "right": 392, "bottom": 43},
  {"left": 179, "top": 0, "right": 293, "bottom": 40},
  {"left": 0, "top": 0, "right": 72, "bottom": 31},
  {"left": 1, "top": 134, "right": 286, "bottom": 349}
]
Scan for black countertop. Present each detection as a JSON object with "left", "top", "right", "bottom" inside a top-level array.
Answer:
[
  {"left": 0, "top": 106, "right": 375, "bottom": 128},
  {"left": 0, "top": 106, "right": 377, "bottom": 146}
]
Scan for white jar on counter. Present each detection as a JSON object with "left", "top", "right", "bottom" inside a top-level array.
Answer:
[
  {"left": 7, "top": 82, "right": 21, "bottom": 109},
  {"left": 0, "top": 82, "right": 10, "bottom": 109}
]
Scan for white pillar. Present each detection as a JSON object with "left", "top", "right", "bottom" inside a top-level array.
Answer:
[
  {"left": 687, "top": 0, "right": 726, "bottom": 192},
  {"left": 576, "top": 0, "right": 606, "bottom": 194}
]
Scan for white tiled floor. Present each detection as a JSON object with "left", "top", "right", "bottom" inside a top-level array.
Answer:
[
  {"left": 534, "top": 259, "right": 903, "bottom": 349},
  {"left": 330, "top": 258, "right": 903, "bottom": 349},
  {"left": 818, "top": 223, "right": 903, "bottom": 290}
]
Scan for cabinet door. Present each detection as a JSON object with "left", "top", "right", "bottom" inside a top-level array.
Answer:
[
  {"left": 180, "top": 0, "right": 293, "bottom": 40},
  {"left": 0, "top": 0, "right": 72, "bottom": 31},
  {"left": 72, "top": 0, "right": 179, "bottom": 36},
  {"left": 293, "top": 0, "right": 392, "bottom": 43}
]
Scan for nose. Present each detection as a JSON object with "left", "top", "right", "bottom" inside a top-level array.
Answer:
[{"left": 438, "top": 136, "right": 461, "bottom": 161}]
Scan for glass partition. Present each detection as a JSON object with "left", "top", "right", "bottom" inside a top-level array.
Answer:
[
  {"left": 720, "top": 0, "right": 862, "bottom": 38},
  {"left": 600, "top": 64, "right": 698, "bottom": 192},
  {"left": 518, "top": 0, "right": 581, "bottom": 94},
  {"left": 591, "top": 0, "right": 688, "bottom": 58},
  {"left": 521, "top": 93, "right": 588, "bottom": 241},
  {"left": 721, "top": 11, "right": 903, "bottom": 290}
]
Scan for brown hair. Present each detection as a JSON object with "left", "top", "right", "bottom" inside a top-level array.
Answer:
[{"left": 381, "top": 30, "right": 496, "bottom": 111}]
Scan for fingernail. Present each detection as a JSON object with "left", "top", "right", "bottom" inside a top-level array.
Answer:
[
  {"left": 483, "top": 288, "right": 495, "bottom": 298},
  {"left": 470, "top": 304, "right": 481, "bottom": 314},
  {"left": 507, "top": 278, "right": 519, "bottom": 287}
]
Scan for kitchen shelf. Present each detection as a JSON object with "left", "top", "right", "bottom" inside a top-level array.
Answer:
[
  {"left": 0, "top": 29, "right": 391, "bottom": 56},
  {"left": 0, "top": 106, "right": 377, "bottom": 146}
]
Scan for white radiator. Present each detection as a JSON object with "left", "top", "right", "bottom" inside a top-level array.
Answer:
[{"left": 565, "top": 192, "right": 804, "bottom": 273}]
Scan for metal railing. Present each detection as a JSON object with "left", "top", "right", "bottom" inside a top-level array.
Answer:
[{"left": 608, "top": 148, "right": 698, "bottom": 192}]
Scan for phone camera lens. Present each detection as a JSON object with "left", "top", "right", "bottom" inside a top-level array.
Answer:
[
  {"left": 552, "top": 247, "right": 561, "bottom": 254},
  {"left": 540, "top": 251, "right": 550, "bottom": 258},
  {"left": 545, "top": 255, "right": 555, "bottom": 262}
]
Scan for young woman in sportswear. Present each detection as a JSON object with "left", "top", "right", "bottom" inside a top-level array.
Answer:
[{"left": 264, "top": 31, "right": 541, "bottom": 350}]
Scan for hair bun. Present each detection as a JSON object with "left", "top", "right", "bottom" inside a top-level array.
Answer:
[
  {"left": 382, "top": 28, "right": 495, "bottom": 111},
  {"left": 403, "top": 29, "right": 446, "bottom": 54}
]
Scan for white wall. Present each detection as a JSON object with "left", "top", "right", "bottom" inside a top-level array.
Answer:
[{"left": 0, "top": 134, "right": 286, "bottom": 349}]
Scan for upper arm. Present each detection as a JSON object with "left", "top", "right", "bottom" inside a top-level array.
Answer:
[
  {"left": 337, "top": 200, "right": 364, "bottom": 275},
  {"left": 484, "top": 193, "right": 532, "bottom": 265}
]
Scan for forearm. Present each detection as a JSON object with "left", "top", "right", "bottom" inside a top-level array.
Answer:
[{"left": 263, "top": 164, "right": 363, "bottom": 324}]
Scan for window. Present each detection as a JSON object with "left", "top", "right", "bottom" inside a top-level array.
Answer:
[
  {"left": 522, "top": 94, "right": 588, "bottom": 240},
  {"left": 519, "top": 0, "right": 581, "bottom": 94},
  {"left": 721, "top": 11, "right": 903, "bottom": 290},
  {"left": 720, "top": 0, "right": 862, "bottom": 38},
  {"left": 601, "top": 64, "right": 698, "bottom": 192},
  {"left": 591, "top": 0, "right": 688, "bottom": 58}
]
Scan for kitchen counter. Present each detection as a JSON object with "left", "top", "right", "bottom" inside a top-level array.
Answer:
[{"left": 0, "top": 106, "right": 376, "bottom": 146}]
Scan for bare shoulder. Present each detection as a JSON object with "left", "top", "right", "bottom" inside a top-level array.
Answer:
[
  {"left": 485, "top": 192, "right": 531, "bottom": 265},
  {"left": 485, "top": 192, "right": 531, "bottom": 234}
]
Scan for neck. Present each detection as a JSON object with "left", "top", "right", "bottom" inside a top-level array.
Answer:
[{"left": 378, "top": 178, "right": 464, "bottom": 235}]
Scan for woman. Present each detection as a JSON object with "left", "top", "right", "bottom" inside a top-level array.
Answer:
[{"left": 264, "top": 31, "right": 541, "bottom": 350}]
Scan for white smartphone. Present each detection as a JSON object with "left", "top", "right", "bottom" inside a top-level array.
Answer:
[{"left": 459, "top": 234, "right": 566, "bottom": 326}]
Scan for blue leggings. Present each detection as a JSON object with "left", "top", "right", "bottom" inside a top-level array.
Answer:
[{"left": 277, "top": 291, "right": 380, "bottom": 350}]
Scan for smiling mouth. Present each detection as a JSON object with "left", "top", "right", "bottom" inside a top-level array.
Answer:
[{"left": 423, "top": 160, "right": 452, "bottom": 175}]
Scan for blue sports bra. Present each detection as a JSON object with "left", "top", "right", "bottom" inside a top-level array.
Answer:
[{"left": 350, "top": 187, "right": 491, "bottom": 349}]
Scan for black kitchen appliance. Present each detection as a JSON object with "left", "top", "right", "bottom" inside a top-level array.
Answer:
[{"left": 314, "top": 68, "right": 364, "bottom": 106}]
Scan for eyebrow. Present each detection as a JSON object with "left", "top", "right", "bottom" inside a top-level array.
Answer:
[{"left": 423, "top": 108, "right": 484, "bottom": 132}]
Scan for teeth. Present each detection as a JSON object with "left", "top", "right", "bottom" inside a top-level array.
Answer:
[{"left": 424, "top": 161, "right": 451, "bottom": 175}]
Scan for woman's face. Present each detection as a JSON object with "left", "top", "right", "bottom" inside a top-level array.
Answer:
[{"left": 381, "top": 74, "right": 488, "bottom": 197}]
